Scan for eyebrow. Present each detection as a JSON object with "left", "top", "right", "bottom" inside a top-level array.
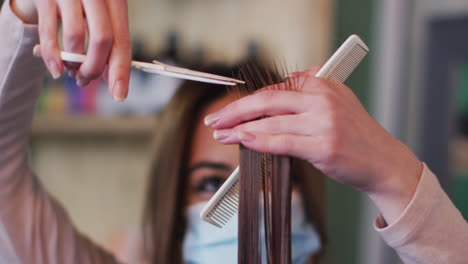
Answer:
[{"left": 188, "top": 161, "right": 233, "bottom": 174}]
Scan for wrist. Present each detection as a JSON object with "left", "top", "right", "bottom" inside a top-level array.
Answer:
[
  {"left": 367, "top": 143, "right": 423, "bottom": 225},
  {"left": 10, "top": 0, "right": 38, "bottom": 24}
]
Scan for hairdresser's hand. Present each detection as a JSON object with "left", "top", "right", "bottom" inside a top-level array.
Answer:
[
  {"left": 205, "top": 66, "right": 423, "bottom": 224},
  {"left": 10, "top": 0, "right": 131, "bottom": 101}
]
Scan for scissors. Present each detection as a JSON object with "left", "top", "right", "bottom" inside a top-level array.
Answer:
[{"left": 33, "top": 45, "right": 245, "bottom": 86}]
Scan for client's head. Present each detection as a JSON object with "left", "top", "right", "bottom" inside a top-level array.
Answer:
[{"left": 143, "top": 63, "right": 326, "bottom": 264}]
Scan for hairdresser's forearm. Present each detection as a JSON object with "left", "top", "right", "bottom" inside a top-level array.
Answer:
[
  {"left": 365, "top": 144, "right": 423, "bottom": 226},
  {"left": 0, "top": 3, "right": 120, "bottom": 263},
  {"left": 376, "top": 164, "right": 468, "bottom": 263},
  {"left": 0, "top": 0, "right": 45, "bottom": 181}
]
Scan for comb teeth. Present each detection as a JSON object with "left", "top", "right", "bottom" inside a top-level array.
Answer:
[
  {"left": 328, "top": 45, "right": 368, "bottom": 83},
  {"left": 200, "top": 167, "right": 240, "bottom": 227},
  {"left": 205, "top": 181, "right": 239, "bottom": 227}
]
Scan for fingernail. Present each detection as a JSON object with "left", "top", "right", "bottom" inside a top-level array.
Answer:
[
  {"left": 204, "top": 113, "right": 221, "bottom": 126},
  {"left": 113, "top": 81, "right": 126, "bottom": 102},
  {"left": 238, "top": 131, "right": 256, "bottom": 142},
  {"left": 49, "top": 60, "right": 61, "bottom": 79},
  {"left": 213, "top": 129, "right": 232, "bottom": 141}
]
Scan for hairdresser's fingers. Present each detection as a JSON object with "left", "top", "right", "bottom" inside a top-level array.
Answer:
[
  {"left": 306, "top": 65, "right": 322, "bottom": 76},
  {"left": 75, "top": 0, "right": 113, "bottom": 87},
  {"left": 59, "top": 0, "right": 85, "bottom": 74},
  {"left": 301, "top": 65, "right": 322, "bottom": 77},
  {"left": 104, "top": 0, "right": 131, "bottom": 101},
  {"left": 35, "top": 0, "right": 62, "bottom": 79},
  {"left": 205, "top": 90, "right": 315, "bottom": 129},
  {"left": 238, "top": 114, "right": 321, "bottom": 136},
  {"left": 11, "top": 0, "right": 38, "bottom": 23},
  {"left": 102, "top": 65, "right": 109, "bottom": 84},
  {"left": 285, "top": 71, "right": 304, "bottom": 79},
  {"left": 285, "top": 65, "right": 321, "bottom": 79},
  {"left": 213, "top": 111, "right": 340, "bottom": 144},
  {"left": 205, "top": 87, "right": 341, "bottom": 130},
  {"left": 235, "top": 132, "right": 330, "bottom": 167}
]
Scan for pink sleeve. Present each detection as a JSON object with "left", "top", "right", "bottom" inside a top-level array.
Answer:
[
  {"left": 0, "top": 1, "right": 120, "bottom": 263},
  {"left": 375, "top": 163, "right": 468, "bottom": 263}
]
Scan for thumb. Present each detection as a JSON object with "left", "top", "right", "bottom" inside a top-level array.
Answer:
[
  {"left": 305, "top": 65, "right": 322, "bottom": 77},
  {"left": 285, "top": 65, "right": 322, "bottom": 80}
]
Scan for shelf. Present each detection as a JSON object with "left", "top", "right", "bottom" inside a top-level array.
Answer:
[{"left": 31, "top": 115, "right": 158, "bottom": 138}]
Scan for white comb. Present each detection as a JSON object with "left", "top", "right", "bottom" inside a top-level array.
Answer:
[{"left": 200, "top": 34, "right": 369, "bottom": 228}]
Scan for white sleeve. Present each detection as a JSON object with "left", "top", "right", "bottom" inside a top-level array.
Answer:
[
  {"left": 375, "top": 163, "right": 468, "bottom": 263},
  {"left": 0, "top": 1, "right": 121, "bottom": 263}
]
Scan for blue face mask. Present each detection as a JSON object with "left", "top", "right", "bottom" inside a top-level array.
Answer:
[{"left": 183, "top": 193, "right": 321, "bottom": 264}]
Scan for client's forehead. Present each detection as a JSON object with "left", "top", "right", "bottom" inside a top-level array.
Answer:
[{"left": 188, "top": 95, "right": 239, "bottom": 169}]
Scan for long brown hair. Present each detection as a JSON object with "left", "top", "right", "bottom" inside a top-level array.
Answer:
[
  {"left": 235, "top": 63, "right": 327, "bottom": 264},
  {"left": 142, "top": 64, "right": 326, "bottom": 264}
]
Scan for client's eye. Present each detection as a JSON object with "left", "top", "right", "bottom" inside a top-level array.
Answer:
[{"left": 193, "top": 175, "right": 225, "bottom": 194}]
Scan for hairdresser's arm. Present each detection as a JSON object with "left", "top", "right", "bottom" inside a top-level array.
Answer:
[
  {"left": 205, "top": 67, "right": 468, "bottom": 263},
  {"left": 11, "top": 0, "right": 131, "bottom": 101},
  {"left": 0, "top": 1, "right": 120, "bottom": 263}
]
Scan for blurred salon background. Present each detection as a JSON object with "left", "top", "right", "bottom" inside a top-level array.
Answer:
[{"left": 2, "top": 0, "right": 467, "bottom": 263}]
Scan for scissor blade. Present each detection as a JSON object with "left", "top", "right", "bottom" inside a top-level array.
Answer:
[
  {"left": 154, "top": 61, "right": 245, "bottom": 85},
  {"left": 137, "top": 66, "right": 237, "bottom": 86}
]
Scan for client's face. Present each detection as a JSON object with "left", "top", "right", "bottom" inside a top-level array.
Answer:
[
  {"left": 182, "top": 96, "right": 321, "bottom": 264},
  {"left": 187, "top": 95, "right": 239, "bottom": 205}
]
